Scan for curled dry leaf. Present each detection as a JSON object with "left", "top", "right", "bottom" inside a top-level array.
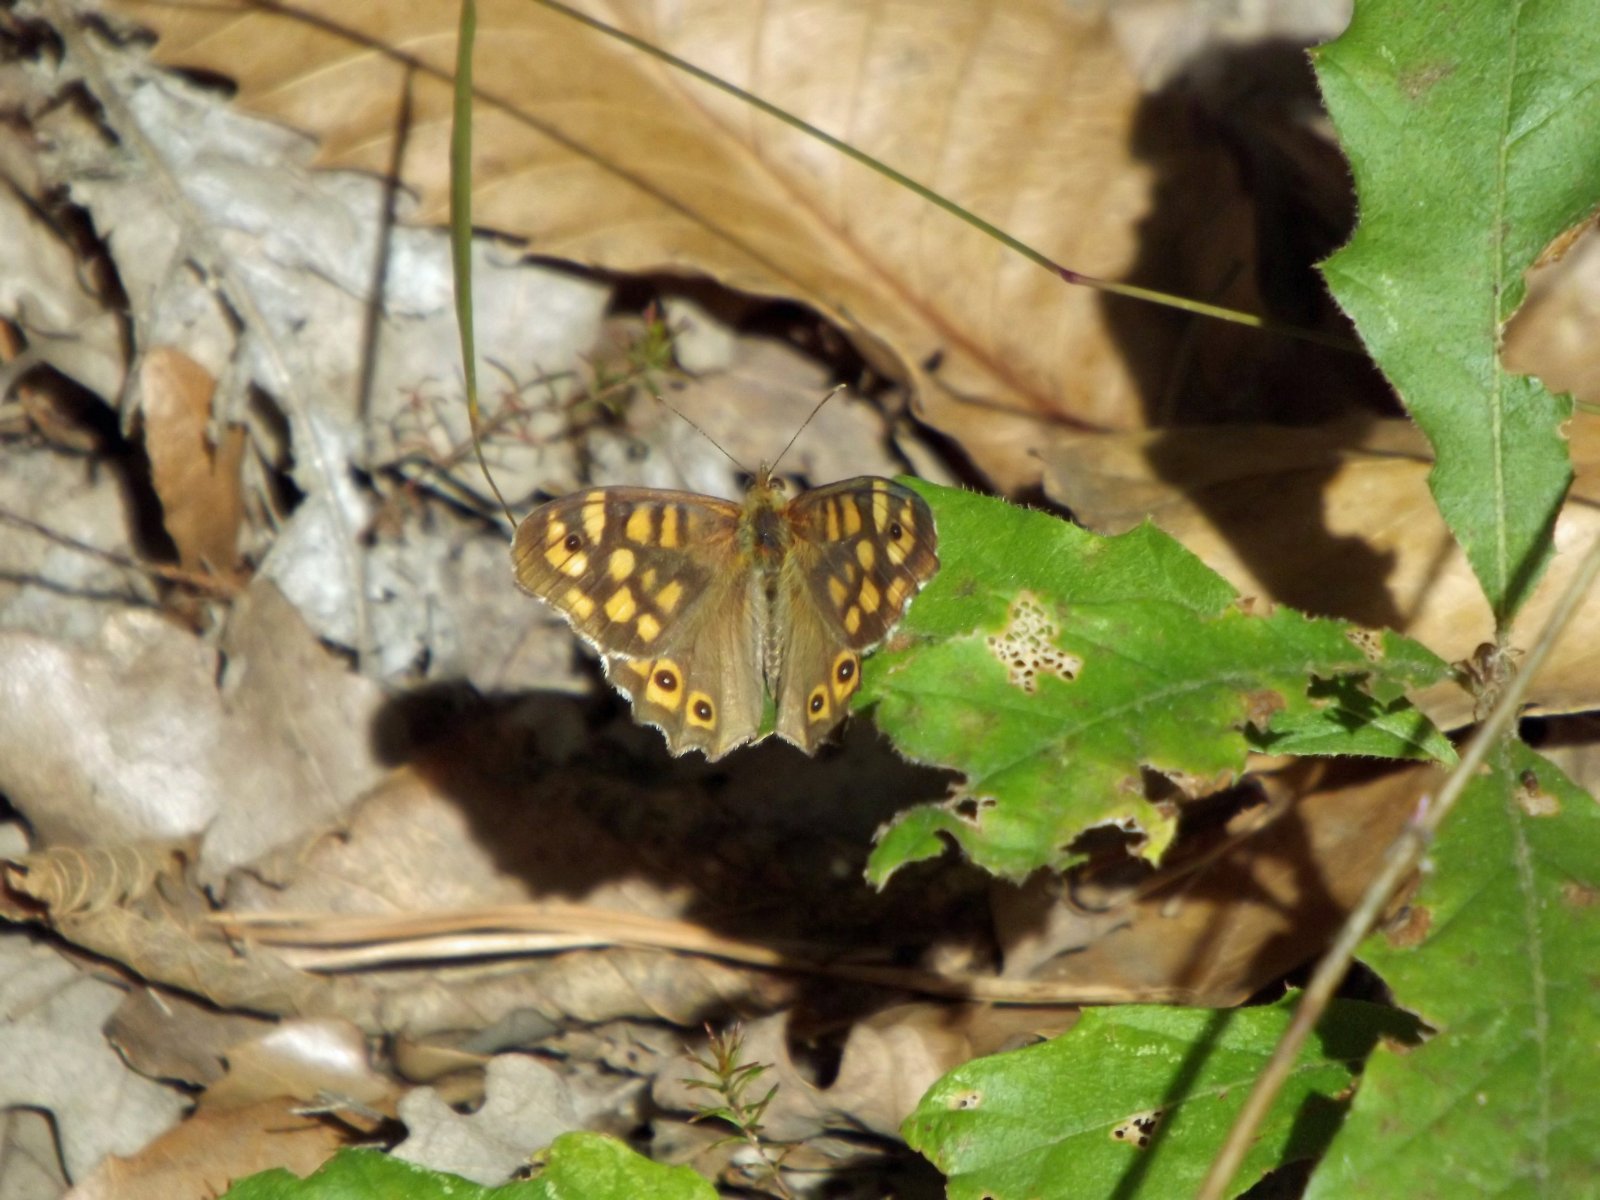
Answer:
[
  {"left": 4, "top": 841, "right": 187, "bottom": 916},
  {"left": 110, "top": 0, "right": 1262, "bottom": 488},
  {"left": 1041, "top": 415, "right": 1600, "bottom": 729}
]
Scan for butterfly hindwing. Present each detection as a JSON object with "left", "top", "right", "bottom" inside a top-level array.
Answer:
[{"left": 602, "top": 570, "right": 765, "bottom": 760}]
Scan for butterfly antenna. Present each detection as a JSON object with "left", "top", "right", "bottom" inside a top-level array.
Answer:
[
  {"left": 653, "top": 394, "right": 745, "bottom": 471},
  {"left": 771, "top": 384, "right": 846, "bottom": 474}
]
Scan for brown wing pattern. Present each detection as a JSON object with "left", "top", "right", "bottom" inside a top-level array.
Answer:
[
  {"left": 512, "top": 487, "right": 740, "bottom": 658},
  {"left": 772, "top": 477, "right": 939, "bottom": 752},
  {"left": 512, "top": 487, "right": 765, "bottom": 759}
]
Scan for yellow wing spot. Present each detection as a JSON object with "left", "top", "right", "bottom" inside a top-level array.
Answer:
[
  {"left": 826, "top": 501, "right": 841, "bottom": 541},
  {"left": 582, "top": 495, "right": 607, "bottom": 542},
  {"left": 871, "top": 481, "right": 891, "bottom": 532},
  {"left": 641, "top": 567, "right": 658, "bottom": 590},
  {"left": 625, "top": 507, "right": 654, "bottom": 544},
  {"left": 886, "top": 576, "right": 913, "bottom": 612},
  {"left": 636, "top": 613, "right": 661, "bottom": 643},
  {"left": 558, "top": 551, "right": 589, "bottom": 578},
  {"left": 829, "top": 651, "right": 860, "bottom": 703},
  {"left": 806, "top": 685, "right": 832, "bottom": 723},
  {"left": 659, "top": 506, "right": 681, "bottom": 548},
  {"left": 644, "top": 660, "right": 684, "bottom": 711},
  {"left": 887, "top": 537, "right": 909, "bottom": 565},
  {"left": 828, "top": 576, "right": 850, "bottom": 608},
  {"left": 564, "top": 586, "right": 596, "bottom": 621},
  {"left": 656, "top": 579, "right": 685, "bottom": 612},
  {"left": 544, "top": 518, "right": 569, "bottom": 548},
  {"left": 859, "top": 578, "right": 881, "bottom": 614},
  {"left": 605, "top": 587, "right": 638, "bottom": 623},
  {"left": 687, "top": 691, "right": 717, "bottom": 729},
  {"left": 843, "top": 497, "right": 863, "bottom": 535},
  {"left": 856, "top": 540, "right": 876, "bottom": 570},
  {"left": 608, "top": 547, "right": 636, "bottom": 581},
  {"left": 844, "top": 606, "right": 862, "bottom": 635},
  {"left": 621, "top": 658, "right": 651, "bottom": 679}
]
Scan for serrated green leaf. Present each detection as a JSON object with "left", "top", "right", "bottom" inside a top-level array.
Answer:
[
  {"left": 904, "top": 996, "right": 1419, "bottom": 1200},
  {"left": 1306, "top": 744, "right": 1600, "bottom": 1198},
  {"left": 1313, "top": 1, "right": 1594, "bottom": 622},
  {"left": 863, "top": 483, "right": 1453, "bottom": 882},
  {"left": 222, "top": 1136, "right": 715, "bottom": 1199}
]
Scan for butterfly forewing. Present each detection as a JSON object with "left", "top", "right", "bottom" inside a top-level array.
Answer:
[{"left": 512, "top": 488, "right": 740, "bottom": 657}]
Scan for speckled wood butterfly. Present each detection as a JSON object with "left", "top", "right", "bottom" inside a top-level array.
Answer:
[{"left": 512, "top": 468, "right": 939, "bottom": 759}]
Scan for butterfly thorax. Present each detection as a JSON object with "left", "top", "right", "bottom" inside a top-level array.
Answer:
[{"left": 740, "top": 468, "right": 793, "bottom": 580}]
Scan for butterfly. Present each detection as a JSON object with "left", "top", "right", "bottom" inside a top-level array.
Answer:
[{"left": 511, "top": 468, "right": 939, "bottom": 759}]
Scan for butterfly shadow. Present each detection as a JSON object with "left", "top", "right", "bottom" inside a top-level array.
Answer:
[{"left": 369, "top": 679, "right": 984, "bottom": 988}]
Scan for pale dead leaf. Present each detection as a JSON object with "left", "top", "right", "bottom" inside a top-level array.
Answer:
[
  {"left": 105, "top": 988, "right": 271, "bottom": 1092},
  {"left": 392, "top": 1054, "right": 587, "bottom": 1185},
  {"left": 0, "top": 938, "right": 184, "bottom": 1182},
  {"left": 0, "top": 445, "right": 157, "bottom": 644},
  {"left": 65, "top": 1098, "right": 345, "bottom": 1200},
  {"left": 0, "top": 1108, "right": 69, "bottom": 1200},
  {"left": 203, "top": 578, "right": 385, "bottom": 880},
  {"left": 1041, "top": 415, "right": 1600, "bottom": 729},
  {"left": 113, "top": 0, "right": 1263, "bottom": 488},
  {"left": 0, "top": 162, "right": 125, "bottom": 404},
  {"left": 201, "top": 1018, "right": 397, "bottom": 1111},
  {"left": 0, "top": 586, "right": 382, "bottom": 876},
  {"left": 0, "top": 614, "right": 229, "bottom": 847},
  {"left": 135, "top": 347, "right": 246, "bottom": 577},
  {"left": 993, "top": 762, "right": 1436, "bottom": 1006}
]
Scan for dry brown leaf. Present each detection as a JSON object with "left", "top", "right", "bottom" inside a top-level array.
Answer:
[
  {"left": 1041, "top": 415, "right": 1600, "bottom": 729},
  {"left": 65, "top": 1098, "right": 346, "bottom": 1200},
  {"left": 136, "top": 347, "right": 247, "bottom": 578},
  {"left": 992, "top": 761, "right": 1436, "bottom": 1007},
  {"left": 111, "top": 0, "right": 1263, "bottom": 489}
]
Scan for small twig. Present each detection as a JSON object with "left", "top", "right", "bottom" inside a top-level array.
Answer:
[{"left": 1195, "top": 526, "right": 1600, "bottom": 1200}]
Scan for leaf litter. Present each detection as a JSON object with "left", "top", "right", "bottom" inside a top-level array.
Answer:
[{"left": 0, "top": 1, "right": 1595, "bottom": 1197}]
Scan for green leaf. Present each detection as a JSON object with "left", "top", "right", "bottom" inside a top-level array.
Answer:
[
  {"left": 222, "top": 1136, "right": 715, "bottom": 1199},
  {"left": 904, "top": 996, "right": 1419, "bottom": 1200},
  {"left": 863, "top": 482, "right": 1453, "bottom": 882},
  {"left": 1313, "top": 1, "right": 1594, "bottom": 623},
  {"left": 1306, "top": 744, "right": 1600, "bottom": 1198}
]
